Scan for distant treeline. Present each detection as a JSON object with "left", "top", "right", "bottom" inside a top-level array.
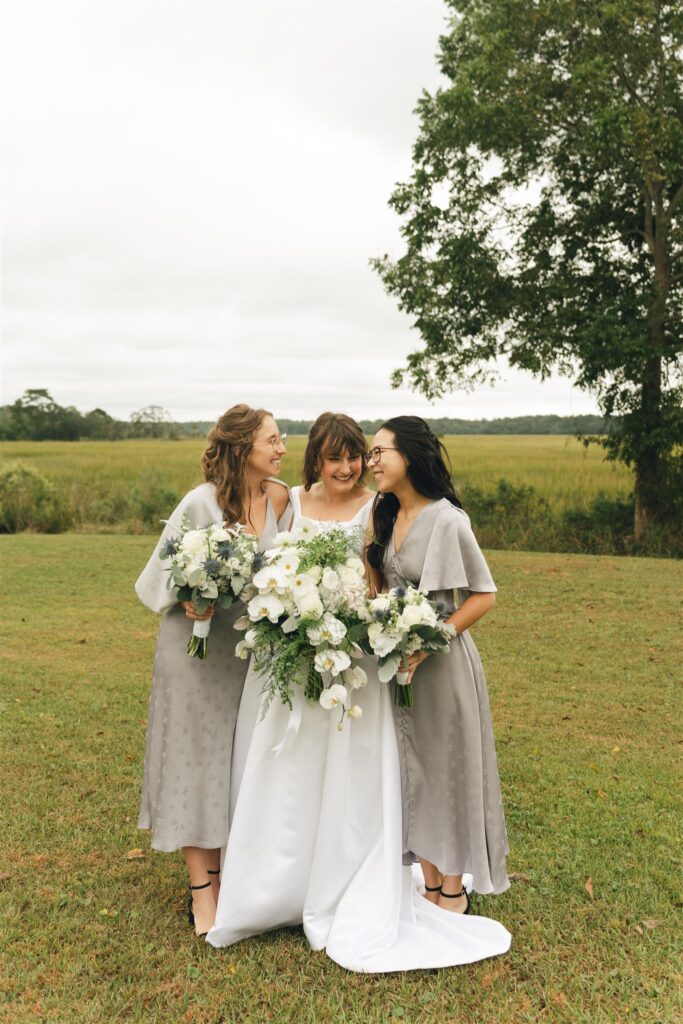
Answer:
[{"left": 0, "top": 390, "right": 610, "bottom": 440}]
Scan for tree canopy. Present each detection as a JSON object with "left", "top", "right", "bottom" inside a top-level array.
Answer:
[{"left": 373, "top": 0, "right": 683, "bottom": 536}]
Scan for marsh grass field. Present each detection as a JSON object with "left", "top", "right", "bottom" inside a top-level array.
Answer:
[
  {"left": 0, "top": 436, "right": 633, "bottom": 518},
  {"left": 1, "top": 533, "right": 681, "bottom": 1023}
]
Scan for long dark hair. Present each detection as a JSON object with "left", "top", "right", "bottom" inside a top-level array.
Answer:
[{"left": 366, "top": 416, "right": 462, "bottom": 571}]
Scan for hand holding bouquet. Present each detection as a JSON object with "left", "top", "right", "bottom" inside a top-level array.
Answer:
[
  {"left": 235, "top": 521, "right": 369, "bottom": 728},
  {"left": 362, "top": 585, "right": 457, "bottom": 707},
  {"left": 161, "top": 518, "right": 262, "bottom": 658}
]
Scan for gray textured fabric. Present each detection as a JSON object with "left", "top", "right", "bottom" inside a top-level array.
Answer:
[
  {"left": 382, "top": 498, "right": 509, "bottom": 893},
  {"left": 137, "top": 483, "right": 289, "bottom": 852}
]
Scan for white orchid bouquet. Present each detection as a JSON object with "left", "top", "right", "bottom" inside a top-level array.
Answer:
[
  {"left": 235, "top": 519, "right": 370, "bottom": 728},
  {"left": 161, "top": 517, "right": 263, "bottom": 658},
  {"left": 362, "top": 585, "right": 457, "bottom": 707}
]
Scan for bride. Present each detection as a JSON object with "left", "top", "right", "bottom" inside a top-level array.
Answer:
[{"left": 207, "top": 412, "right": 511, "bottom": 971}]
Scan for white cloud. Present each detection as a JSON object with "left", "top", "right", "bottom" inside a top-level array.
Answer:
[{"left": 1, "top": 0, "right": 597, "bottom": 420}]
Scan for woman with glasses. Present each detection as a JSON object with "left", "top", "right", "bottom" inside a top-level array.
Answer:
[
  {"left": 135, "top": 404, "right": 290, "bottom": 936},
  {"left": 207, "top": 414, "right": 510, "bottom": 970},
  {"left": 366, "top": 416, "right": 509, "bottom": 911}
]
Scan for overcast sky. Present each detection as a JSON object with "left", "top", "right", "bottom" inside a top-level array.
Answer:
[{"left": 1, "top": 0, "right": 597, "bottom": 422}]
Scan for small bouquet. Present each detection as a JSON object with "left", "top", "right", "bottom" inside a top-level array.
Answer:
[
  {"left": 161, "top": 517, "right": 262, "bottom": 658},
  {"left": 363, "top": 586, "right": 457, "bottom": 707},
  {"left": 235, "top": 520, "right": 369, "bottom": 728}
]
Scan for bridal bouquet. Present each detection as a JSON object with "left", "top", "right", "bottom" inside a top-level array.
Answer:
[
  {"left": 161, "top": 518, "right": 262, "bottom": 658},
  {"left": 235, "top": 520, "right": 369, "bottom": 728},
  {"left": 363, "top": 586, "right": 457, "bottom": 707}
]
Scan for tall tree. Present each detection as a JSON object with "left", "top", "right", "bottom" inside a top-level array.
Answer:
[{"left": 373, "top": 0, "right": 683, "bottom": 538}]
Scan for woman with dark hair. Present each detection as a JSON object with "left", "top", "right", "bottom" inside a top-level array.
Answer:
[
  {"left": 135, "top": 404, "right": 290, "bottom": 936},
  {"left": 207, "top": 414, "right": 511, "bottom": 970},
  {"left": 366, "top": 416, "right": 509, "bottom": 909}
]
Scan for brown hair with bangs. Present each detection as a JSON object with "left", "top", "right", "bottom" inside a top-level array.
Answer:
[
  {"left": 302, "top": 412, "right": 368, "bottom": 491},
  {"left": 201, "top": 403, "right": 271, "bottom": 524}
]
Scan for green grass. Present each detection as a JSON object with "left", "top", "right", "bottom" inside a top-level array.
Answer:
[
  {"left": 1, "top": 536, "right": 681, "bottom": 1023},
  {"left": 0, "top": 434, "right": 632, "bottom": 518}
]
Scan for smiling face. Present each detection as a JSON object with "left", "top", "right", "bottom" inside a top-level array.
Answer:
[
  {"left": 246, "top": 414, "right": 287, "bottom": 479},
  {"left": 368, "top": 428, "right": 408, "bottom": 493},
  {"left": 319, "top": 445, "right": 364, "bottom": 496}
]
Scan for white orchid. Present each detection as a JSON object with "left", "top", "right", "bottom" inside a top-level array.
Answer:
[
  {"left": 247, "top": 593, "right": 285, "bottom": 623},
  {"left": 319, "top": 683, "right": 348, "bottom": 710},
  {"left": 252, "top": 565, "right": 291, "bottom": 593},
  {"left": 306, "top": 612, "right": 347, "bottom": 647},
  {"left": 314, "top": 648, "right": 351, "bottom": 677},
  {"left": 343, "top": 665, "right": 368, "bottom": 689},
  {"left": 347, "top": 704, "right": 363, "bottom": 720}
]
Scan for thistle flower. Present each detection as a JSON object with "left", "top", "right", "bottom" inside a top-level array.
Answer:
[
  {"left": 203, "top": 558, "right": 223, "bottom": 576},
  {"left": 160, "top": 536, "right": 180, "bottom": 559}
]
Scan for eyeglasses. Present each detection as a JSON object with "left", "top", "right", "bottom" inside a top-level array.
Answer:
[
  {"left": 364, "top": 446, "right": 399, "bottom": 465},
  {"left": 254, "top": 433, "right": 288, "bottom": 450}
]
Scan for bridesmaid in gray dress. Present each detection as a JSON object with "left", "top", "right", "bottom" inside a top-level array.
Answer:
[
  {"left": 135, "top": 403, "right": 290, "bottom": 935},
  {"left": 366, "top": 416, "right": 509, "bottom": 915}
]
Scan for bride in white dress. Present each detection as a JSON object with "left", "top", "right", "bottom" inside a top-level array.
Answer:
[{"left": 207, "top": 414, "right": 511, "bottom": 971}]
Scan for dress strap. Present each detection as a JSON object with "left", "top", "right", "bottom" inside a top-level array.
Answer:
[{"left": 290, "top": 486, "right": 302, "bottom": 521}]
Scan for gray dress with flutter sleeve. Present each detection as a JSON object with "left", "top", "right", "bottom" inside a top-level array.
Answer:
[
  {"left": 382, "top": 497, "right": 509, "bottom": 894},
  {"left": 136, "top": 481, "right": 289, "bottom": 852}
]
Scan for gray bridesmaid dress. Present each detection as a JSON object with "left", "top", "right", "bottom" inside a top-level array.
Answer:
[
  {"left": 135, "top": 481, "right": 289, "bottom": 852},
  {"left": 382, "top": 497, "right": 509, "bottom": 894}
]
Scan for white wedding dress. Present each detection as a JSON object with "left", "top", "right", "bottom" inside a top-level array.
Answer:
[{"left": 206, "top": 489, "right": 511, "bottom": 971}]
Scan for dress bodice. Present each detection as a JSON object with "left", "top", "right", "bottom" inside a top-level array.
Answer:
[{"left": 290, "top": 486, "right": 373, "bottom": 557}]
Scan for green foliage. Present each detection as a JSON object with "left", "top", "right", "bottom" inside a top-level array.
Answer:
[
  {"left": 2, "top": 535, "right": 681, "bottom": 1022},
  {"left": 373, "top": 0, "right": 683, "bottom": 530},
  {"left": 0, "top": 463, "right": 71, "bottom": 533}
]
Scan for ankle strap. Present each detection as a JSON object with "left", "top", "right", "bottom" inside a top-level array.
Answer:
[
  {"left": 207, "top": 869, "right": 220, "bottom": 876},
  {"left": 190, "top": 881, "right": 212, "bottom": 891},
  {"left": 424, "top": 884, "right": 442, "bottom": 892},
  {"left": 440, "top": 888, "right": 466, "bottom": 899}
]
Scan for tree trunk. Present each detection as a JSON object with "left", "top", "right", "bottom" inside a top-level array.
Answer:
[{"left": 633, "top": 355, "right": 662, "bottom": 542}]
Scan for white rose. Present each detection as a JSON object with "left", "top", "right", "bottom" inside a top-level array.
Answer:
[
  {"left": 398, "top": 603, "right": 437, "bottom": 629},
  {"left": 211, "top": 527, "right": 231, "bottom": 542},
  {"left": 345, "top": 556, "right": 365, "bottom": 575},
  {"left": 295, "top": 591, "right": 324, "bottom": 619},
  {"left": 343, "top": 666, "right": 368, "bottom": 689},
  {"left": 338, "top": 565, "right": 359, "bottom": 586},
  {"left": 367, "top": 622, "right": 400, "bottom": 657},
  {"left": 305, "top": 565, "right": 322, "bottom": 583},
  {"left": 319, "top": 683, "right": 348, "bottom": 710},
  {"left": 247, "top": 593, "right": 285, "bottom": 623},
  {"left": 321, "top": 568, "right": 340, "bottom": 591},
  {"left": 347, "top": 704, "right": 363, "bottom": 720},
  {"left": 314, "top": 649, "right": 351, "bottom": 677},
  {"left": 180, "top": 530, "right": 208, "bottom": 557},
  {"left": 369, "top": 595, "right": 392, "bottom": 614}
]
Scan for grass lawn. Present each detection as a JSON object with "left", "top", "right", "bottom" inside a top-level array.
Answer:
[{"left": 1, "top": 535, "right": 681, "bottom": 1023}]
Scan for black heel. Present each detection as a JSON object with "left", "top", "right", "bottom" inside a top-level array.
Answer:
[
  {"left": 439, "top": 887, "right": 471, "bottom": 914},
  {"left": 188, "top": 880, "right": 212, "bottom": 928}
]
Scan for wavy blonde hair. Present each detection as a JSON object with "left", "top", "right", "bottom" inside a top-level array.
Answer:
[{"left": 200, "top": 404, "right": 272, "bottom": 524}]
